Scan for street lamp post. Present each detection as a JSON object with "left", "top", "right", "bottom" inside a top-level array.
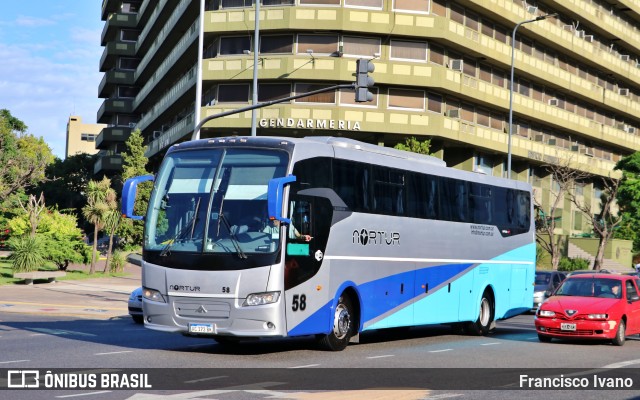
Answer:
[
  {"left": 250, "top": 1, "right": 260, "bottom": 136},
  {"left": 507, "top": 13, "right": 556, "bottom": 179}
]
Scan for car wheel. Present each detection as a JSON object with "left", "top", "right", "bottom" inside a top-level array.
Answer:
[
  {"left": 465, "top": 291, "right": 494, "bottom": 336},
  {"left": 612, "top": 320, "right": 626, "bottom": 346},
  {"left": 537, "top": 334, "right": 552, "bottom": 343},
  {"left": 318, "top": 294, "right": 354, "bottom": 351},
  {"left": 131, "top": 315, "right": 144, "bottom": 324}
]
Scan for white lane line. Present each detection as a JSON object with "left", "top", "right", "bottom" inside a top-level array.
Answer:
[
  {"left": 367, "top": 355, "right": 394, "bottom": 359},
  {"left": 94, "top": 351, "right": 133, "bottom": 356},
  {"left": 0, "top": 359, "right": 30, "bottom": 364},
  {"left": 185, "top": 375, "right": 228, "bottom": 384},
  {"left": 288, "top": 364, "right": 320, "bottom": 369},
  {"left": 603, "top": 359, "right": 640, "bottom": 368},
  {"left": 429, "top": 349, "right": 452, "bottom": 353},
  {"left": 30, "top": 333, "right": 46, "bottom": 336},
  {"left": 55, "top": 391, "right": 112, "bottom": 398},
  {"left": 185, "top": 343, "right": 211, "bottom": 347},
  {"left": 480, "top": 342, "right": 500, "bottom": 346}
]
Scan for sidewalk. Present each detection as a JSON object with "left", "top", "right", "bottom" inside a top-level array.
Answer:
[{"left": 0, "top": 263, "right": 141, "bottom": 320}]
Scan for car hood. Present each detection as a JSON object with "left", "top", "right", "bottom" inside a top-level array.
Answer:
[{"left": 542, "top": 296, "right": 618, "bottom": 314}]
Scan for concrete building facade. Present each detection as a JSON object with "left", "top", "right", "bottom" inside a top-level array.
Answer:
[
  {"left": 98, "top": 0, "right": 640, "bottom": 237},
  {"left": 65, "top": 116, "right": 105, "bottom": 158}
]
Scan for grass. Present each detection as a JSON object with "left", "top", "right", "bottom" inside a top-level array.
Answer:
[{"left": 0, "top": 258, "right": 128, "bottom": 286}]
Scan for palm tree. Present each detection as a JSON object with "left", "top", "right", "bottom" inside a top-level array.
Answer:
[
  {"left": 103, "top": 208, "right": 121, "bottom": 272},
  {"left": 82, "top": 178, "right": 117, "bottom": 274}
]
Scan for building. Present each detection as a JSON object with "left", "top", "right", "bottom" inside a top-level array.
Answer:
[
  {"left": 65, "top": 116, "right": 105, "bottom": 158},
  {"left": 98, "top": 0, "right": 640, "bottom": 238}
]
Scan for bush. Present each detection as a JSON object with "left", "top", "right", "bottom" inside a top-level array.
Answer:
[
  {"left": 109, "top": 250, "right": 126, "bottom": 273},
  {"left": 9, "top": 235, "right": 45, "bottom": 273},
  {"left": 558, "top": 256, "right": 591, "bottom": 272}
]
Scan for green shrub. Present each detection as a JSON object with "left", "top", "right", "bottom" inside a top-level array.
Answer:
[
  {"left": 9, "top": 236, "right": 45, "bottom": 273},
  {"left": 109, "top": 250, "right": 126, "bottom": 273},
  {"left": 558, "top": 256, "right": 591, "bottom": 272}
]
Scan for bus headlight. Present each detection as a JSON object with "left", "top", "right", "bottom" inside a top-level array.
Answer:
[
  {"left": 143, "top": 287, "right": 166, "bottom": 303},
  {"left": 243, "top": 291, "right": 280, "bottom": 306}
]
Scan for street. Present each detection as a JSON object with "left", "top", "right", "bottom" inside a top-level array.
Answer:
[{"left": 1, "top": 312, "right": 639, "bottom": 399}]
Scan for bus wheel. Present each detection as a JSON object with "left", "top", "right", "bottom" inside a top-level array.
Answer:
[
  {"left": 319, "top": 295, "right": 353, "bottom": 351},
  {"left": 465, "top": 291, "right": 494, "bottom": 336}
]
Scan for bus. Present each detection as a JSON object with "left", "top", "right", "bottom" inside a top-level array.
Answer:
[{"left": 123, "top": 136, "right": 534, "bottom": 351}]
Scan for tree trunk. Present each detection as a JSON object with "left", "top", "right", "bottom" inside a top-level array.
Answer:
[
  {"left": 104, "top": 233, "right": 114, "bottom": 273},
  {"left": 90, "top": 226, "right": 98, "bottom": 274},
  {"left": 593, "top": 237, "right": 607, "bottom": 271}
]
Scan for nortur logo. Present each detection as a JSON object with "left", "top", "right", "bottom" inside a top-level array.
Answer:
[{"left": 352, "top": 229, "right": 400, "bottom": 246}]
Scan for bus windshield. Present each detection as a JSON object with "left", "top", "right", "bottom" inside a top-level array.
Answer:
[{"left": 144, "top": 147, "right": 288, "bottom": 255}]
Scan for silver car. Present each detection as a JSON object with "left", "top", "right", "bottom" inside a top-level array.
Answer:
[
  {"left": 128, "top": 287, "right": 143, "bottom": 324},
  {"left": 533, "top": 271, "right": 566, "bottom": 310}
]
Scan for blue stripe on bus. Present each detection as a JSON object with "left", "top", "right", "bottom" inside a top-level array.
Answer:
[{"left": 289, "top": 243, "right": 535, "bottom": 336}]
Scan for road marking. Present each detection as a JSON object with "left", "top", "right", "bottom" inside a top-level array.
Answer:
[
  {"left": 55, "top": 391, "right": 112, "bottom": 398},
  {"left": 367, "top": 355, "right": 394, "bottom": 359},
  {"left": 603, "top": 359, "right": 640, "bottom": 368},
  {"left": 29, "top": 328, "right": 96, "bottom": 337},
  {"left": 94, "top": 351, "right": 133, "bottom": 356},
  {"left": 30, "top": 333, "right": 46, "bottom": 336},
  {"left": 428, "top": 349, "right": 452, "bottom": 353},
  {"left": 185, "top": 375, "right": 228, "bottom": 384},
  {"left": 0, "top": 359, "right": 29, "bottom": 364},
  {"left": 288, "top": 364, "right": 320, "bottom": 369},
  {"left": 480, "top": 342, "right": 500, "bottom": 346},
  {"left": 4, "top": 301, "right": 122, "bottom": 310}
]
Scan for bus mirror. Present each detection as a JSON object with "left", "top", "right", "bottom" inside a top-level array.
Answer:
[
  {"left": 267, "top": 175, "right": 296, "bottom": 224},
  {"left": 122, "top": 175, "right": 154, "bottom": 220}
]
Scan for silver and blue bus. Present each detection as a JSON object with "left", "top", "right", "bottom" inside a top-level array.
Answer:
[{"left": 123, "top": 136, "right": 534, "bottom": 350}]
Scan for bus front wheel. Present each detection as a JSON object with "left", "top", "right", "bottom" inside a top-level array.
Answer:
[
  {"left": 319, "top": 295, "right": 354, "bottom": 351},
  {"left": 465, "top": 291, "right": 494, "bottom": 336}
]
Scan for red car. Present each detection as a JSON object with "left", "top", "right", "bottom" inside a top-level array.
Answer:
[{"left": 535, "top": 273, "right": 640, "bottom": 346}]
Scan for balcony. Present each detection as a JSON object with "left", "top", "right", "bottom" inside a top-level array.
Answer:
[
  {"left": 96, "top": 126, "right": 133, "bottom": 149},
  {"left": 101, "top": 0, "right": 120, "bottom": 21},
  {"left": 101, "top": 12, "right": 138, "bottom": 46},
  {"left": 145, "top": 112, "right": 194, "bottom": 158},
  {"left": 99, "top": 41, "right": 137, "bottom": 72},
  {"left": 98, "top": 69, "right": 135, "bottom": 98},
  {"left": 97, "top": 98, "right": 134, "bottom": 123},
  {"left": 94, "top": 154, "right": 123, "bottom": 175}
]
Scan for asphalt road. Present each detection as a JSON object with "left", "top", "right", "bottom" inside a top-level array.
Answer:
[{"left": 1, "top": 312, "right": 639, "bottom": 399}]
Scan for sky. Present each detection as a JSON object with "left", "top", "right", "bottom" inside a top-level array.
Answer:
[{"left": 0, "top": 1, "right": 104, "bottom": 159}]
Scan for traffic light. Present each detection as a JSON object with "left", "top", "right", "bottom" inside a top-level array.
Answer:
[{"left": 355, "top": 58, "right": 375, "bottom": 102}]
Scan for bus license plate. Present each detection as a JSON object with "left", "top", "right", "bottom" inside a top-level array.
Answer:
[
  {"left": 189, "top": 323, "right": 215, "bottom": 334},
  {"left": 560, "top": 323, "right": 576, "bottom": 331}
]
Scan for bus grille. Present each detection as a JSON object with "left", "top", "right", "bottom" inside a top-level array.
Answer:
[{"left": 174, "top": 301, "right": 231, "bottom": 319}]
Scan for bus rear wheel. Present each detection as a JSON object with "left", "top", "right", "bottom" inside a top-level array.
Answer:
[
  {"left": 465, "top": 292, "right": 494, "bottom": 336},
  {"left": 318, "top": 295, "right": 354, "bottom": 351}
]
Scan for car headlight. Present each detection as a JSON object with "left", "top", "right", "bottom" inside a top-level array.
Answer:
[
  {"left": 243, "top": 291, "right": 280, "bottom": 306},
  {"left": 587, "top": 313, "right": 608, "bottom": 320},
  {"left": 538, "top": 309, "right": 556, "bottom": 317},
  {"left": 143, "top": 287, "right": 166, "bottom": 303}
]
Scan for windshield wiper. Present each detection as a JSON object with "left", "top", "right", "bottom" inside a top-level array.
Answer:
[
  {"left": 159, "top": 197, "right": 201, "bottom": 257},
  {"left": 219, "top": 213, "right": 247, "bottom": 259}
]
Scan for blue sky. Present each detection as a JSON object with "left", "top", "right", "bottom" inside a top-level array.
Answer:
[{"left": 0, "top": 1, "right": 103, "bottom": 158}]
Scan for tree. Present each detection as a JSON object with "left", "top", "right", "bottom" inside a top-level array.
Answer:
[
  {"left": 535, "top": 157, "right": 590, "bottom": 270},
  {"left": 393, "top": 136, "right": 432, "bottom": 155},
  {"left": 102, "top": 209, "right": 121, "bottom": 273},
  {"left": 569, "top": 177, "right": 622, "bottom": 270},
  {"left": 82, "top": 178, "right": 117, "bottom": 274},
  {"left": 0, "top": 111, "right": 54, "bottom": 203},
  {"left": 117, "top": 129, "right": 152, "bottom": 249},
  {"left": 615, "top": 152, "right": 640, "bottom": 251}
]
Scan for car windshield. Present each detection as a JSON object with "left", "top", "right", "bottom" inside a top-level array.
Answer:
[
  {"left": 144, "top": 147, "right": 288, "bottom": 255},
  {"left": 535, "top": 273, "right": 551, "bottom": 285},
  {"left": 555, "top": 278, "right": 622, "bottom": 299}
]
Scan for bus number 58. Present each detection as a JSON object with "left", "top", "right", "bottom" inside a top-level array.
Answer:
[{"left": 292, "top": 294, "right": 306, "bottom": 311}]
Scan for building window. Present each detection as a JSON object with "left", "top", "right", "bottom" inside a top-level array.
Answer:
[
  {"left": 475, "top": 154, "right": 492, "bottom": 175},
  {"left": 218, "top": 84, "right": 250, "bottom": 103},
  {"left": 394, "top": 0, "right": 429, "bottom": 13},
  {"left": 262, "top": 0, "right": 294, "bottom": 6},
  {"left": 221, "top": 0, "right": 253, "bottom": 8},
  {"left": 297, "top": 34, "right": 339, "bottom": 55},
  {"left": 258, "top": 83, "right": 291, "bottom": 102},
  {"left": 342, "top": 36, "right": 380, "bottom": 57},
  {"left": 81, "top": 133, "right": 96, "bottom": 142},
  {"left": 340, "top": 87, "right": 378, "bottom": 107},
  {"left": 220, "top": 36, "right": 251, "bottom": 55},
  {"left": 344, "top": 0, "right": 383, "bottom": 8},
  {"left": 427, "top": 92, "right": 442, "bottom": 113},
  {"left": 390, "top": 40, "right": 427, "bottom": 61},
  {"left": 119, "top": 58, "right": 139, "bottom": 70},
  {"left": 118, "top": 86, "right": 138, "bottom": 98},
  {"left": 429, "top": 44, "right": 445, "bottom": 65},
  {"left": 260, "top": 35, "right": 293, "bottom": 54},
  {"left": 120, "top": 29, "right": 139, "bottom": 42},
  {"left": 388, "top": 88, "right": 425, "bottom": 110},
  {"left": 299, "top": 0, "right": 340, "bottom": 5},
  {"left": 294, "top": 83, "right": 336, "bottom": 104},
  {"left": 431, "top": 0, "right": 446, "bottom": 16}
]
